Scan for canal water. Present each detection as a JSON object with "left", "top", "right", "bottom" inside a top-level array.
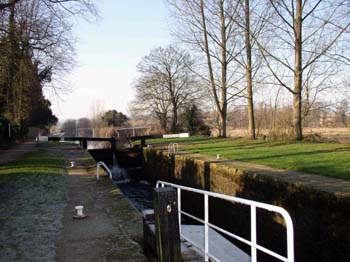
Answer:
[
  {"left": 117, "top": 181, "right": 153, "bottom": 211},
  {"left": 89, "top": 148, "right": 154, "bottom": 212}
]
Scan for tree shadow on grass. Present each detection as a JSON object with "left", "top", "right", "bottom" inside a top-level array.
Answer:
[
  {"left": 185, "top": 141, "right": 298, "bottom": 155},
  {"left": 237, "top": 146, "right": 350, "bottom": 162}
]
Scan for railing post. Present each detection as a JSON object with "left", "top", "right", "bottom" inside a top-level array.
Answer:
[
  {"left": 141, "top": 137, "right": 146, "bottom": 147},
  {"left": 251, "top": 205, "right": 257, "bottom": 262},
  {"left": 155, "top": 181, "right": 294, "bottom": 262},
  {"left": 286, "top": 214, "right": 295, "bottom": 262},
  {"left": 177, "top": 188, "right": 181, "bottom": 236},
  {"left": 204, "top": 194, "right": 209, "bottom": 262},
  {"left": 153, "top": 187, "right": 181, "bottom": 262}
]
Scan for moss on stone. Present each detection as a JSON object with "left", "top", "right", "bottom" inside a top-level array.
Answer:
[{"left": 143, "top": 147, "right": 350, "bottom": 262}]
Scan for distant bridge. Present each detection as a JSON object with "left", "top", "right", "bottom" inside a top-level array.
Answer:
[
  {"left": 57, "top": 135, "right": 156, "bottom": 149},
  {"left": 63, "top": 136, "right": 116, "bottom": 149}
]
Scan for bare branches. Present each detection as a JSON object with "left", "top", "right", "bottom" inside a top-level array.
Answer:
[
  {"left": 168, "top": 0, "right": 251, "bottom": 137},
  {"left": 133, "top": 45, "right": 200, "bottom": 132},
  {"left": 256, "top": 0, "right": 350, "bottom": 140}
]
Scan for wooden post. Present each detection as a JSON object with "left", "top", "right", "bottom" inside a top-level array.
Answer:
[
  {"left": 82, "top": 140, "right": 87, "bottom": 149},
  {"left": 153, "top": 187, "right": 181, "bottom": 262},
  {"left": 142, "top": 209, "right": 156, "bottom": 258},
  {"left": 141, "top": 137, "right": 146, "bottom": 147},
  {"left": 110, "top": 137, "right": 116, "bottom": 150}
]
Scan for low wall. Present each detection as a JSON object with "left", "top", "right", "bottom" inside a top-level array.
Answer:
[{"left": 143, "top": 148, "right": 350, "bottom": 262}]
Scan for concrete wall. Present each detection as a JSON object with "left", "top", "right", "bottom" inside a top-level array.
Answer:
[{"left": 143, "top": 148, "right": 350, "bottom": 262}]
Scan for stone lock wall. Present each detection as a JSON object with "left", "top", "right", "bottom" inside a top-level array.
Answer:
[{"left": 143, "top": 148, "right": 350, "bottom": 262}]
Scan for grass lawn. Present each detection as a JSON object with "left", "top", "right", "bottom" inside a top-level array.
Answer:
[
  {"left": 0, "top": 149, "right": 66, "bottom": 261},
  {"left": 145, "top": 136, "right": 350, "bottom": 180}
]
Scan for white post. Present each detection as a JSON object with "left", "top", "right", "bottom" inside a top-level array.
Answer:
[
  {"left": 96, "top": 163, "right": 100, "bottom": 180},
  {"left": 286, "top": 213, "right": 295, "bottom": 262},
  {"left": 204, "top": 194, "right": 209, "bottom": 261},
  {"left": 251, "top": 205, "right": 257, "bottom": 262},
  {"left": 177, "top": 188, "right": 181, "bottom": 236},
  {"left": 75, "top": 120, "right": 78, "bottom": 137}
]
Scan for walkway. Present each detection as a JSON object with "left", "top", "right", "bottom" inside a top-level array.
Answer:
[{"left": 56, "top": 147, "right": 147, "bottom": 262}]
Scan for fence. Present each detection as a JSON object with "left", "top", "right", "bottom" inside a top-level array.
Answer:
[{"left": 156, "top": 180, "right": 294, "bottom": 262}]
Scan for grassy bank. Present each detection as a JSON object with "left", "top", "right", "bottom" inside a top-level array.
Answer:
[
  {"left": 0, "top": 148, "right": 66, "bottom": 261},
  {"left": 145, "top": 136, "right": 350, "bottom": 180}
]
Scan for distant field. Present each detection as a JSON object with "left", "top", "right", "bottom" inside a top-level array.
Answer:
[
  {"left": 227, "top": 127, "right": 350, "bottom": 142},
  {"left": 144, "top": 136, "right": 350, "bottom": 180}
]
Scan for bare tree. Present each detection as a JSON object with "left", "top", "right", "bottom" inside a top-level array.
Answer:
[
  {"left": 168, "top": 0, "right": 246, "bottom": 137},
  {"left": 257, "top": 0, "right": 350, "bottom": 140},
  {"left": 133, "top": 45, "right": 200, "bottom": 133},
  {"left": 132, "top": 76, "right": 171, "bottom": 132},
  {"left": 243, "top": 0, "right": 256, "bottom": 139},
  {"left": 0, "top": 0, "right": 97, "bottom": 91},
  {"left": 227, "top": 0, "right": 270, "bottom": 139},
  {"left": 0, "top": 0, "right": 96, "bottom": 131}
]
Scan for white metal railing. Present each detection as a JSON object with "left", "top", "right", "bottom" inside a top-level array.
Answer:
[
  {"left": 168, "top": 143, "right": 179, "bottom": 153},
  {"left": 96, "top": 161, "right": 112, "bottom": 180},
  {"left": 115, "top": 127, "right": 150, "bottom": 138},
  {"left": 156, "top": 181, "right": 294, "bottom": 262}
]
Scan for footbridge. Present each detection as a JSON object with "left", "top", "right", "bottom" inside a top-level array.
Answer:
[
  {"left": 63, "top": 136, "right": 117, "bottom": 149},
  {"left": 58, "top": 135, "right": 156, "bottom": 149}
]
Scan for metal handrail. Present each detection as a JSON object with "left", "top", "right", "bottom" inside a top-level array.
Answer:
[
  {"left": 156, "top": 180, "right": 294, "bottom": 262},
  {"left": 96, "top": 161, "right": 112, "bottom": 180},
  {"left": 115, "top": 127, "right": 150, "bottom": 138},
  {"left": 168, "top": 143, "right": 179, "bottom": 153}
]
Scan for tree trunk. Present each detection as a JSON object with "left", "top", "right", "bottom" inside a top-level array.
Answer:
[
  {"left": 244, "top": 0, "right": 256, "bottom": 139},
  {"left": 159, "top": 112, "right": 168, "bottom": 132},
  {"left": 171, "top": 103, "right": 178, "bottom": 133},
  {"left": 219, "top": 0, "right": 227, "bottom": 138},
  {"left": 220, "top": 109, "right": 227, "bottom": 137},
  {"left": 200, "top": 0, "right": 225, "bottom": 138},
  {"left": 293, "top": 0, "right": 303, "bottom": 140},
  {"left": 293, "top": 91, "right": 302, "bottom": 139}
]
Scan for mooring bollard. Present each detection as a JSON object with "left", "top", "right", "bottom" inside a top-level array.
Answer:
[
  {"left": 153, "top": 187, "right": 181, "bottom": 262},
  {"left": 73, "top": 205, "right": 87, "bottom": 219}
]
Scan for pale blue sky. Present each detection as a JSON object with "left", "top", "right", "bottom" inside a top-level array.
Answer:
[{"left": 49, "top": 0, "right": 171, "bottom": 120}]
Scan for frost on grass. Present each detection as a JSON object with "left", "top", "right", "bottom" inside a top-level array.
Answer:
[{"left": 0, "top": 173, "right": 66, "bottom": 262}]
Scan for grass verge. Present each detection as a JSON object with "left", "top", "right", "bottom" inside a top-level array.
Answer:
[
  {"left": 145, "top": 136, "right": 350, "bottom": 180},
  {"left": 0, "top": 149, "right": 66, "bottom": 261}
]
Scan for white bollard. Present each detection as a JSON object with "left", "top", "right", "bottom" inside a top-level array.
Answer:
[{"left": 75, "top": 205, "right": 84, "bottom": 217}]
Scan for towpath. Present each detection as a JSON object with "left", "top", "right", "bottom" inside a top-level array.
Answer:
[{"left": 56, "top": 147, "right": 147, "bottom": 262}]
